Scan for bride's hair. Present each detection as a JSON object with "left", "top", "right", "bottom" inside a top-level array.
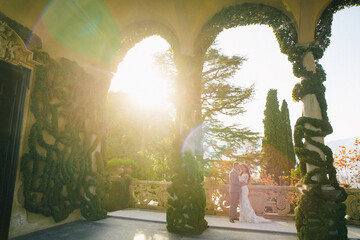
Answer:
[{"left": 240, "top": 164, "right": 251, "bottom": 183}]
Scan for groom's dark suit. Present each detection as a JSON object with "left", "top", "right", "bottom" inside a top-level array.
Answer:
[{"left": 229, "top": 168, "right": 245, "bottom": 221}]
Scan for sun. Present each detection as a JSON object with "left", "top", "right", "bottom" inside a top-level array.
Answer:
[{"left": 109, "top": 36, "right": 172, "bottom": 108}]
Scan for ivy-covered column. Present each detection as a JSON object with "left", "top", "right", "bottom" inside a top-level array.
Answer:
[
  {"left": 166, "top": 54, "right": 208, "bottom": 234},
  {"left": 293, "top": 49, "right": 348, "bottom": 240}
]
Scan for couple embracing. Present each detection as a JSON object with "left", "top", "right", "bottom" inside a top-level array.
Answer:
[{"left": 229, "top": 162, "right": 271, "bottom": 223}]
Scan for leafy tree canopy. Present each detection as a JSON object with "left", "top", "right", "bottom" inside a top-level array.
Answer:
[{"left": 156, "top": 47, "right": 259, "bottom": 160}]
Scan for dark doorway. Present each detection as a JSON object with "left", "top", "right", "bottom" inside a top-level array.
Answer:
[{"left": 0, "top": 60, "right": 31, "bottom": 240}]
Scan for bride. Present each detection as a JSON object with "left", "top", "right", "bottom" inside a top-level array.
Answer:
[{"left": 238, "top": 164, "right": 271, "bottom": 223}]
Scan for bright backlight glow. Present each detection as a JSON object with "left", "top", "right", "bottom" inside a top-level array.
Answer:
[{"left": 109, "top": 36, "right": 172, "bottom": 108}]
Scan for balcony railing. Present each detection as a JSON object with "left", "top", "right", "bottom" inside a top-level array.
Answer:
[
  {"left": 110, "top": 176, "right": 359, "bottom": 223},
  {"left": 127, "top": 179, "right": 299, "bottom": 218}
]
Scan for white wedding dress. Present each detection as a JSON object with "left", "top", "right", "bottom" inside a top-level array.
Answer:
[{"left": 238, "top": 174, "right": 271, "bottom": 223}]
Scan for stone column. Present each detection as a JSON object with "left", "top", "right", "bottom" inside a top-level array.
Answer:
[
  {"left": 301, "top": 51, "right": 325, "bottom": 181},
  {"left": 295, "top": 50, "right": 348, "bottom": 240},
  {"left": 173, "top": 54, "right": 203, "bottom": 157},
  {"left": 166, "top": 53, "right": 208, "bottom": 234}
]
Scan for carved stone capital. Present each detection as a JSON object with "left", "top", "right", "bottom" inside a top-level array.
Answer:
[{"left": 0, "top": 21, "right": 38, "bottom": 68}]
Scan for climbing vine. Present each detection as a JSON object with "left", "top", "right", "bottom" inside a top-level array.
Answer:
[{"left": 21, "top": 49, "right": 110, "bottom": 222}]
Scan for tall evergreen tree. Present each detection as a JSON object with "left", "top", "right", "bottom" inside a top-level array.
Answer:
[
  {"left": 156, "top": 48, "right": 259, "bottom": 160},
  {"left": 262, "top": 89, "right": 292, "bottom": 180},
  {"left": 201, "top": 48, "right": 258, "bottom": 158},
  {"left": 280, "top": 100, "right": 296, "bottom": 171}
]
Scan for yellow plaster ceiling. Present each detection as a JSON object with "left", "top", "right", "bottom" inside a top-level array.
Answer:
[{"left": 0, "top": 0, "right": 331, "bottom": 72}]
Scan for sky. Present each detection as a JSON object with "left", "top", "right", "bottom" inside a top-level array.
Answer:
[
  {"left": 109, "top": 6, "right": 360, "bottom": 145},
  {"left": 109, "top": 37, "right": 171, "bottom": 108}
]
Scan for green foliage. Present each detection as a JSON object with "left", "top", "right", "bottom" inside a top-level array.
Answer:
[
  {"left": 201, "top": 48, "right": 259, "bottom": 157},
  {"left": 107, "top": 158, "right": 136, "bottom": 169},
  {"left": 166, "top": 137, "right": 208, "bottom": 234},
  {"left": 106, "top": 158, "right": 136, "bottom": 177},
  {"left": 21, "top": 49, "right": 110, "bottom": 222},
  {"left": 195, "top": 3, "right": 297, "bottom": 58},
  {"left": 201, "top": 48, "right": 249, "bottom": 118},
  {"left": 119, "top": 21, "right": 180, "bottom": 62},
  {"left": 106, "top": 92, "right": 173, "bottom": 180},
  {"left": 314, "top": 0, "right": 360, "bottom": 55},
  {"left": 263, "top": 89, "right": 281, "bottom": 143},
  {"left": 295, "top": 189, "right": 347, "bottom": 240}
]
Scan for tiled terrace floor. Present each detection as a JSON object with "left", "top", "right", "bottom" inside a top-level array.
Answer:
[{"left": 12, "top": 209, "right": 360, "bottom": 240}]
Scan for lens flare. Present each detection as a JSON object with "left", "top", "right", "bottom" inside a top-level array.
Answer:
[
  {"left": 30, "top": 0, "right": 121, "bottom": 62},
  {"left": 181, "top": 124, "right": 207, "bottom": 155}
]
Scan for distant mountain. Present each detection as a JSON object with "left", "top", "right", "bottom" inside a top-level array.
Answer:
[{"left": 326, "top": 137, "right": 357, "bottom": 155}]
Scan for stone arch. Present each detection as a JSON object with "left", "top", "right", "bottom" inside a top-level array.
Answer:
[
  {"left": 314, "top": 1, "right": 360, "bottom": 54},
  {"left": 163, "top": 4, "right": 300, "bottom": 236},
  {"left": 194, "top": 3, "right": 298, "bottom": 58},
  {"left": 192, "top": 2, "right": 299, "bottom": 175},
  {"left": 114, "top": 20, "right": 179, "bottom": 65},
  {"left": 191, "top": 2, "right": 360, "bottom": 239}
]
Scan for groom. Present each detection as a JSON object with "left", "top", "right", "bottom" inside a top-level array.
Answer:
[{"left": 229, "top": 162, "right": 245, "bottom": 223}]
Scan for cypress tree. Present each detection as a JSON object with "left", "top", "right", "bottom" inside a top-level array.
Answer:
[
  {"left": 262, "top": 89, "right": 287, "bottom": 180},
  {"left": 280, "top": 100, "right": 296, "bottom": 172}
]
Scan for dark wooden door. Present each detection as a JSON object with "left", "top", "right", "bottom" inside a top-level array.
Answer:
[{"left": 0, "top": 60, "right": 31, "bottom": 240}]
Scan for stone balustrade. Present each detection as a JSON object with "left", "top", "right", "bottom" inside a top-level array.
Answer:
[
  {"left": 128, "top": 179, "right": 299, "bottom": 218},
  {"left": 204, "top": 182, "right": 298, "bottom": 217},
  {"left": 110, "top": 177, "right": 359, "bottom": 223},
  {"left": 129, "top": 180, "right": 170, "bottom": 210}
]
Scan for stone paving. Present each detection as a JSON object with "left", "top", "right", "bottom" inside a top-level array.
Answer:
[
  {"left": 109, "top": 209, "right": 360, "bottom": 239},
  {"left": 11, "top": 209, "right": 360, "bottom": 240},
  {"left": 108, "top": 209, "right": 297, "bottom": 235},
  {"left": 11, "top": 218, "right": 298, "bottom": 240}
]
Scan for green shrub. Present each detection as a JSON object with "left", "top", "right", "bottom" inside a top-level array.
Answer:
[{"left": 106, "top": 158, "right": 136, "bottom": 176}]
